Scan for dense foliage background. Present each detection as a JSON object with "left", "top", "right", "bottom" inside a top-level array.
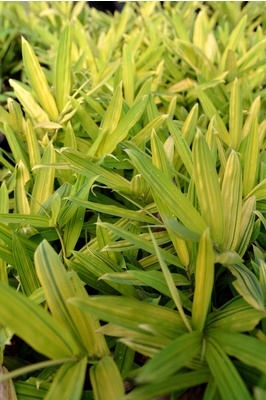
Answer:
[{"left": 0, "top": 2, "right": 265, "bottom": 399}]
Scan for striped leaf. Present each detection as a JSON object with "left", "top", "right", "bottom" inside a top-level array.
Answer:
[
  {"left": 12, "top": 232, "right": 40, "bottom": 296},
  {"left": 3, "top": 124, "right": 29, "bottom": 171},
  {"left": 192, "top": 130, "right": 224, "bottom": 245},
  {"left": 55, "top": 22, "right": 72, "bottom": 113},
  {"left": 168, "top": 118, "right": 193, "bottom": 176},
  {"left": 68, "top": 295, "right": 187, "bottom": 336},
  {"left": 25, "top": 119, "right": 41, "bottom": 172},
  {"left": 8, "top": 98, "right": 23, "bottom": 134},
  {"left": 30, "top": 142, "right": 56, "bottom": 213},
  {"left": 123, "top": 44, "right": 134, "bottom": 107},
  {"left": 90, "top": 356, "right": 125, "bottom": 400},
  {"left": 9, "top": 79, "right": 49, "bottom": 123},
  {"left": 0, "top": 182, "right": 8, "bottom": 285},
  {"left": 226, "top": 263, "right": 264, "bottom": 312},
  {"left": 137, "top": 331, "right": 202, "bottom": 384},
  {"left": 236, "top": 196, "right": 256, "bottom": 257},
  {"left": 0, "top": 281, "right": 77, "bottom": 359},
  {"left": 35, "top": 241, "right": 108, "bottom": 358},
  {"left": 192, "top": 228, "right": 214, "bottom": 331},
  {"left": 220, "top": 15, "right": 247, "bottom": 72},
  {"left": 229, "top": 78, "right": 243, "bottom": 151},
  {"left": 101, "top": 96, "right": 148, "bottom": 155},
  {"left": 205, "top": 337, "right": 252, "bottom": 400},
  {"left": 221, "top": 150, "right": 242, "bottom": 251},
  {"left": 149, "top": 229, "right": 191, "bottom": 331},
  {"left": 127, "top": 149, "right": 206, "bottom": 235},
  {"left": 98, "top": 221, "right": 184, "bottom": 269},
  {"left": 243, "top": 116, "right": 259, "bottom": 197},
  {"left": 196, "top": 88, "right": 230, "bottom": 146},
  {"left": 14, "top": 160, "right": 30, "bottom": 214},
  {"left": 207, "top": 330, "right": 266, "bottom": 373},
  {"left": 45, "top": 359, "right": 87, "bottom": 400},
  {"left": 22, "top": 37, "right": 58, "bottom": 121},
  {"left": 151, "top": 130, "right": 189, "bottom": 267}
]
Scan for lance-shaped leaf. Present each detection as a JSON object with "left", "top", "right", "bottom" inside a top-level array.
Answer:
[
  {"left": 243, "top": 116, "right": 259, "bottom": 197},
  {"left": 0, "top": 281, "right": 77, "bottom": 359},
  {"left": 45, "top": 358, "right": 87, "bottom": 400},
  {"left": 220, "top": 15, "right": 247, "bottom": 72},
  {"left": 9, "top": 79, "right": 49, "bottom": 123},
  {"left": 205, "top": 337, "right": 252, "bottom": 400},
  {"left": 14, "top": 160, "right": 30, "bottom": 214},
  {"left": 35, "top": 240, "right": 107, "bottom": 357},
  {"left": 206, "top": 297, "right": 263, "bottom": 333},
  {"left": 68, "top": 295, "right": 187, "bottom": 336},
  {"left": 22, "top": 37, "right": 58, "bottom": 121},
  {"left": 59, "top": 148, "right": 131, "bottom": 194},
  {"left": 126, "top": 149, "right": 206, "bottom": 235},
  {"left": 31, "top": 141, "right": 56, "bottom": 214},
  {"left": 3, "top": 124, "right": 29, "bottom": 171},
  {"left": 221, "top": 150, "right": 242, "bottom": 251},
  {"left": 193, "top": 130, "right": 224, "bottom": 245},
  {"left": 98, "top": 221, "right": 183, "bottom": 269},
  {"left": 236, "top": 196, "right": 256, "bottom": 257},
  {"left": 226, "top": 263, "right": 264, "bottom": 312},
  {"left": 123, "top": 44, "right": 134, "bottom": 107},
  {"left": 168, "top": 119, "right": 193, "bottom": 176},
  {"left": 0, "top": 366, "right": 18, "bottom": 400},
  {"left": 8, "top": 98, "right": 23, "bottom": 134},
  {"left": 12, "top": 232, "right": 40, "bottom": 296},
  {"left": 127, "top": 369, "right": 210, "bottom": 400},
  {"left": 25, "top": 119, "right": 41, "bottom": 171},
  {"left": 55, "top": 22, "right": 72, "bottom": 113},
  {"left": 151, "top": 130, "right": 189, "bottom": 267},
  {"left": 196, "top": 88, "right": 230, "bottom": 146},
  {"left": 192, "top": 228, "right": 214, "bottom": 331},
  {"left": 90, "top": 356, "right": 125, "bottom": 400},
  {"left": 207, "top": 330, "right": 266, "bottom": 373},
  {"left": 137, "top": 331, "right": 202, "bottom": 384},
  {"left": 101, "top": 95, "right": 148, "bottom": 155},
  {"left": 229, "top": 78, "right": 243, "bottom": 151}
]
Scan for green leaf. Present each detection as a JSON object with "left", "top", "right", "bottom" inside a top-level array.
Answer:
[
  {"left": 22, "top": 37, "right": 58, "bottom": 121},
  {"left": 0, "top": 214, "right": 50, "bottom": 228},
  {"left": 31, "top": 141, "right": 56, "bottom": 214},
  {"left": 137, "top": 331, "right": 202, "bottom": 383},
  {"left": 207, "top": 330, "right": 266, "bottom": 373},
  {"left": 101, "top": 96, "right": 148, "bottom": 155},
  {"left": 205, "top": 336, "right": 252, "bottom": 400},
  {"left": 0, "top": 281, "right": 77, "bottom": 359},
  {"left": 35, "top": 240, "right": 95, "bottom": 356},
  {"left": 45, "top": 359, "right": 87, "bottom": 400},
  {"left": 229, "top": 79, "right": 243, "bottom": 151},
  {"left": 55, "top": 22, "right": 72, "bottom": 113},
  {"left": 126, "top": 150, "right": 206, "bottom": 235},
  {"left": 192, "top": 228, "right": 214, "bottom": 331},
  {"left": 193, "top": 130, "right": 224, "bottom": 245},
  {"left": 127, "top": 369, "right": 211, "bottom": 400},
  {"left": 12, "top": 232, "right": 40, "bottom": 296},
  {"left": 221, "top": 150, "right": 242, "bottom": 251},
  {"left": 68, "top": 296, "right": 187, "bottom": 336},
  {"left": 90, "top": 356, "right": 125, "bottom": 400},
  {"left": 149, "top": 228, "right": 192, "bottom": 331},
  {"left": 196, "top": 88, "right": 230, "bottom": 146},
  {"left": 167, "top": 118, "right": 193, "bottom": 176},
  {"left": 123, "top": 44, "right": 134, "bottom": 107},
  {"left": 98, "top": 221, "right": 184, "bottom": 269},
  {"left": 226, "top": 263, "right": 264, "bottom": 312},
  {"left": 206, "top": 297, "right": 264, "bottom": 333}
]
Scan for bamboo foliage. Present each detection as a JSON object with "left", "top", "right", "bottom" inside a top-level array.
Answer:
[{"left": 0, "top": 2, "right": 265, "bottom": 399}]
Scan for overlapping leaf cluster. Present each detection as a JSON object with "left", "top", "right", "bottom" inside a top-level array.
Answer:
[{"left": 0, "top": 2, "right": 266, "bottom": 399}]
